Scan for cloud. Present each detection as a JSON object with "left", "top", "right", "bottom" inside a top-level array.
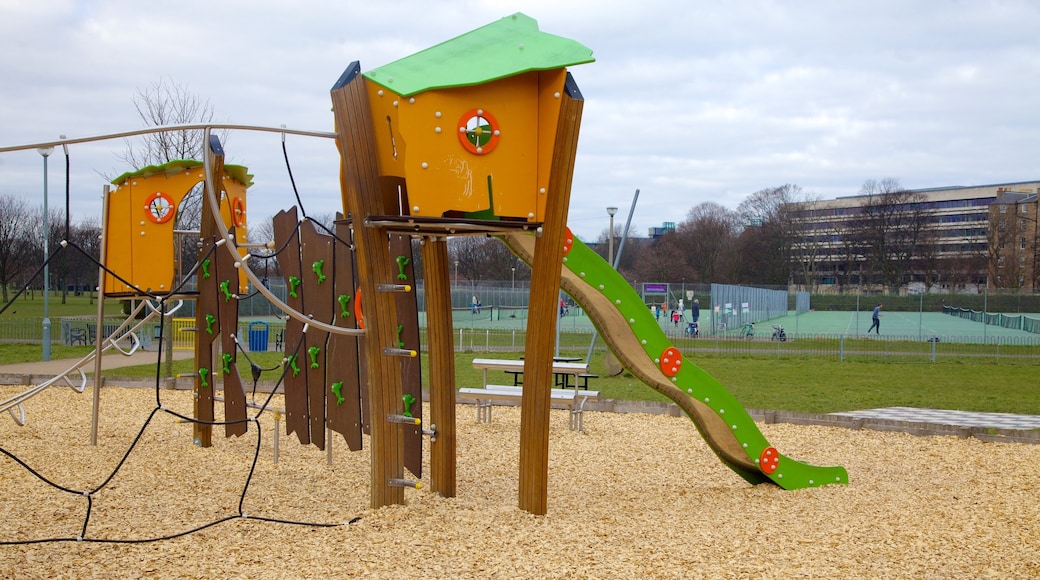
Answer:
[{"left": 1, "top": 0, "right": 1038, "bottom": 241}]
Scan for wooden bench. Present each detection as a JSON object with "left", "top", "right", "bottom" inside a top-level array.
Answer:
[{"left": 458, "top": 385, "right": 599, "bottom": 431}]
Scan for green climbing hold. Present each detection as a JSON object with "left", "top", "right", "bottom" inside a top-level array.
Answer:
[
  {"left": 402, "top": 393, "right": 417, "bottom": 418},
  {"left": 338, "top": 294, "right": 352, "bottom": 317},
  {"left": 219, "top": 280, "right": 232, "bottom": 302},
  {"left": 331, "top": 381, "right": 345, "bottom": 405},
  {"left": 222, "top": 353, "right": 233, "bottom": 375},
  {"left": 199, "top": 367, "right": 210, "bottom": 388},
  {"left": 308, "top": 345, "right": 321, "bottom": 369},
  {"left": 288, "top": 276, "right": 301, "bottom": 299},
  {"left": 312, "top": 260, "right": 326, "bottom": 284},
  {"left": 205, "top": 313, "right": 216, "bottom": 335},
  {"left": 288, "top": 354, "right": 301, "bottom": 377},
  {"left": 395, "top": 255, "right": 410, "bottom": 280},
  {"left": 201, "top": 258, "right": 212, "bottom": 279}
]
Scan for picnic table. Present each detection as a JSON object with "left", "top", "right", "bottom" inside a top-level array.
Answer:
[{"left": 461, "top": 358, "right": 599, "bottom": 431}]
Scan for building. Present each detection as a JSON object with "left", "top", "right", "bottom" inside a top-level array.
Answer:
[
  {"left": 989, "top": 187, "right": 1039, "bottom": 290},
  {"left": 787, "top": 181, "right": 1040, "bottom": 293},
  {"left": 648, "top": 222, "right": 676, "bottom": 239}
]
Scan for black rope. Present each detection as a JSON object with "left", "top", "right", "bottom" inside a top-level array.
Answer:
[
  {"left": 0, "top": 221, "right": 364, "bottom": 545},
  {"left": 281, "top": 138, "right": 306, "bottom": 217}
]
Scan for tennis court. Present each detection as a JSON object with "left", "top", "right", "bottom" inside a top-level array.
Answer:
[
  {"left": 421, "top": 304, "right": 1040, "bottom": 344},
  {"left": 761, "top": 309, "right": 1040, "bottom": 342}
]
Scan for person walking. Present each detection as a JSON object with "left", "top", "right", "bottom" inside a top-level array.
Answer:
[{"left": 867, "top": 303, "right": 882, "bottom": 334}]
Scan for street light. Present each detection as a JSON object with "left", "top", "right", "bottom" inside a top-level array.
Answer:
[
  {"left": 454, "top": 260, "right": 459, "bottom": 288},
  {"left": 606, "top": 206, "right": 618, "bottom": 268},
  {"left": 38, "top": 145, "right": 54, "bottom": 362},
  {"left": 511, "top": 266, "right": 516, "bottom": 289}
]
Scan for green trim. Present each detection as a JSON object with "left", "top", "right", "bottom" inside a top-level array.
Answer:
[
  {"left": 363, "top": 13, "right": 594, "bottom": 97},
  {"left": 112, "top": 160, "right": 253, "bottom": 188}
]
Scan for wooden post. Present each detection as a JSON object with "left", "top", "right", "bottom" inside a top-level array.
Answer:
[
  {"left": 422, "top": 237, "right": 457, "bottom": 497},
  {"left": 331, "top": 62, "right": 406, "bottom": 508},
  {"left": 518, "top": 74, "right": 584, "bottom": 515}
]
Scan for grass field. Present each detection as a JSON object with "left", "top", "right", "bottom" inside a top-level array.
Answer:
[
  {"left": 3, "top": 295, "right": 1038, "bottom": 418},
  {"left": 46, "top": 347, "right": 1036, "bottom": 417}
]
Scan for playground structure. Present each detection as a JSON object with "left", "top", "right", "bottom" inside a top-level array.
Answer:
[{"left": 1, "top": 13, "right": 846, "bottom": 526}]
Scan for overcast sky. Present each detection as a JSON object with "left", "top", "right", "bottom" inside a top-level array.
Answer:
[{"left": 2, "top": 1, "right": 1038, "bottom": 241}]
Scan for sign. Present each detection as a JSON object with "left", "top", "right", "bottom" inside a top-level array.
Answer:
[{"left": 643, "top": 283, "right": 668, "bottom": 294}]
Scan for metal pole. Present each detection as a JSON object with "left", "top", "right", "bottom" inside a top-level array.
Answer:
[
  {"left": 38, "top": 146, "right": 53, "bottom": 361},
  {"left": 586, "top": 191, "right": 640, "bottom": 365},
  {"left": 91, "top": 185, "right": 111, "bottom": 446}
]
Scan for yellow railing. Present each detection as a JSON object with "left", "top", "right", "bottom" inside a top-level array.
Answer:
[{"left": 171, "top": 318, "right": 197, "bottom": 351}]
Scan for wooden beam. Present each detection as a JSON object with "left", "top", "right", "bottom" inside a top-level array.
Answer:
[
  {"left": 518, "top": 74, "right": 584, "bottom": 515},
  {"left": 422, "top": 237, "right": 457, "bottom": 497},
  {"left": 331, "top": 63, "right": 406, "bottom": 508}
]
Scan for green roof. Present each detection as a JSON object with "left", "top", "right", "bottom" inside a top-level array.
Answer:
[
  {"left": 363, "top": 13, "right": 594, "bottom": 97},
  {"left": 112, "top": 160, "right": 253, "bottom": 188}
]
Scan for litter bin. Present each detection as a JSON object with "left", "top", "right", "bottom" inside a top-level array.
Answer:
[{"left": 248, "top": 321, "right": 270, "bottom": 352}]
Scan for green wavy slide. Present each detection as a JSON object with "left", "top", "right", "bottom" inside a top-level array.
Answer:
[{"left": 505, "top": 232, "right": 848, "bottom": 489}]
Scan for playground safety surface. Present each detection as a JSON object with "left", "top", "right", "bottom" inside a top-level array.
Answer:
[{"left": 2, "top": 385, "right": 1038, "bottom": 578}]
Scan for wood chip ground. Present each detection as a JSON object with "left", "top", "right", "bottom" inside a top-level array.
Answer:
[{"left": 1, "top": 385, "right": 1038, "bottom": 578}]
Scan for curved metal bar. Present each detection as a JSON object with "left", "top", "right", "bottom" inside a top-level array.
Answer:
[
  {"left": 0, "top": 123, "right": 336, "bottom": 154},
  {"left": 0, "top": 302, "right": 164, "bottom": 423},
  {"left": 108, "top": 330, "right": 141, "bottom": 356},
  {"left": 8, "top": 404, "right": 25, "bottom": 427},
  {"left": 62, "top": 367, "right": 88, "bottom": 394},
  {"left": 201, "top": 127, "right": 364, "bottom": 337}
]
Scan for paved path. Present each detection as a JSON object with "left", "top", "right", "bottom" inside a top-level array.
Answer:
[
  {"left": 0, "top": 349, "right": 193, "bottom": 376},
  {"left": 830, "top": 407, "right": 1040, "bottom": 430}
]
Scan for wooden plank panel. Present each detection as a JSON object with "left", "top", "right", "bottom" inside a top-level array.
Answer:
[
  {"left": 194, "top": 141, "right": 224, "bottom": 448},
  {"left": 194, "top": 236, "right": 220, "bottom": 446},
  {"left": 390, "top": 234, "right": 422, "bottom": 479},
  {"left": 327, "top": 221, "right": 362, "bottom": 450},
  {"left": 518, "top": 75, "right": 584, "bottom": 515},
  {"left": 272, "top": 207, "right": 309, "bottom": 445},
  {"left": 217, "top": 225, "right": 247, "bottom": 438},
  {"left": 422, "top": 237, "right": 456, "bottom": 497},
  {"left": 300, "top": 220, "right": 334, "bottom": 451}
]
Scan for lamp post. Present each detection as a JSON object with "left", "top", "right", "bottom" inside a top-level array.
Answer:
[
  {"left": 511, "top": 266, "right": 515, "bottom": 289},
  {"left": 606, "top": 206, "right": 618, "bottom": 268},
  {"left": 454, "top": 260, "right": 459, "bottom": 287},
  {"left": 38, "top": 145, "right": 54, "bottom": 361}
]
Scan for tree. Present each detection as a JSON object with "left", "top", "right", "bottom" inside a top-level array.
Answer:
[
  {"left": 0, "top": 194, "right": 35, "bottom": 303},
  {"left": 735, "top": 184, "right": 805, "bottom": 285},
  {"left": 116, "top": 78, "right": 231, "bottom": 288},
  {"left": 629, "top": 232, "right": 688, "bottom": 284},
  {"left": 674, "top": 202, "right": 738, "bottom": 283},
  {"left": 448, "top": 236, "right": 523, "bottom": 283},
  {"left": 858, "top": 178, "right": 930, "bottom": 292}
]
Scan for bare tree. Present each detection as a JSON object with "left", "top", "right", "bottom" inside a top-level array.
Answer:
[
  {"left": 858, "top": 178, "right": 929, "bottom": 292},
  {"left": 630, "top": 232, "right": 688, "bottom": 284},
  {"left": 119, "top": 77, "right": 228, "bottom": 169},
  {"left": 735, "top": 184, "right": 805, "bottom": 285},
  {"left": 0, "top": 194, "right": 36, "bottom": 304},
  {"left": 114, "top": 78, "right": 232, "bottom": 285},
  {"left": 674, "top": 202, "right": 738, "bottom": 283},
  {"left": 448, "top": 236, "right": 522, "bottom": 283},
  {"left": 988, "top": 203, "right": 1027, "bottom": 288}
]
